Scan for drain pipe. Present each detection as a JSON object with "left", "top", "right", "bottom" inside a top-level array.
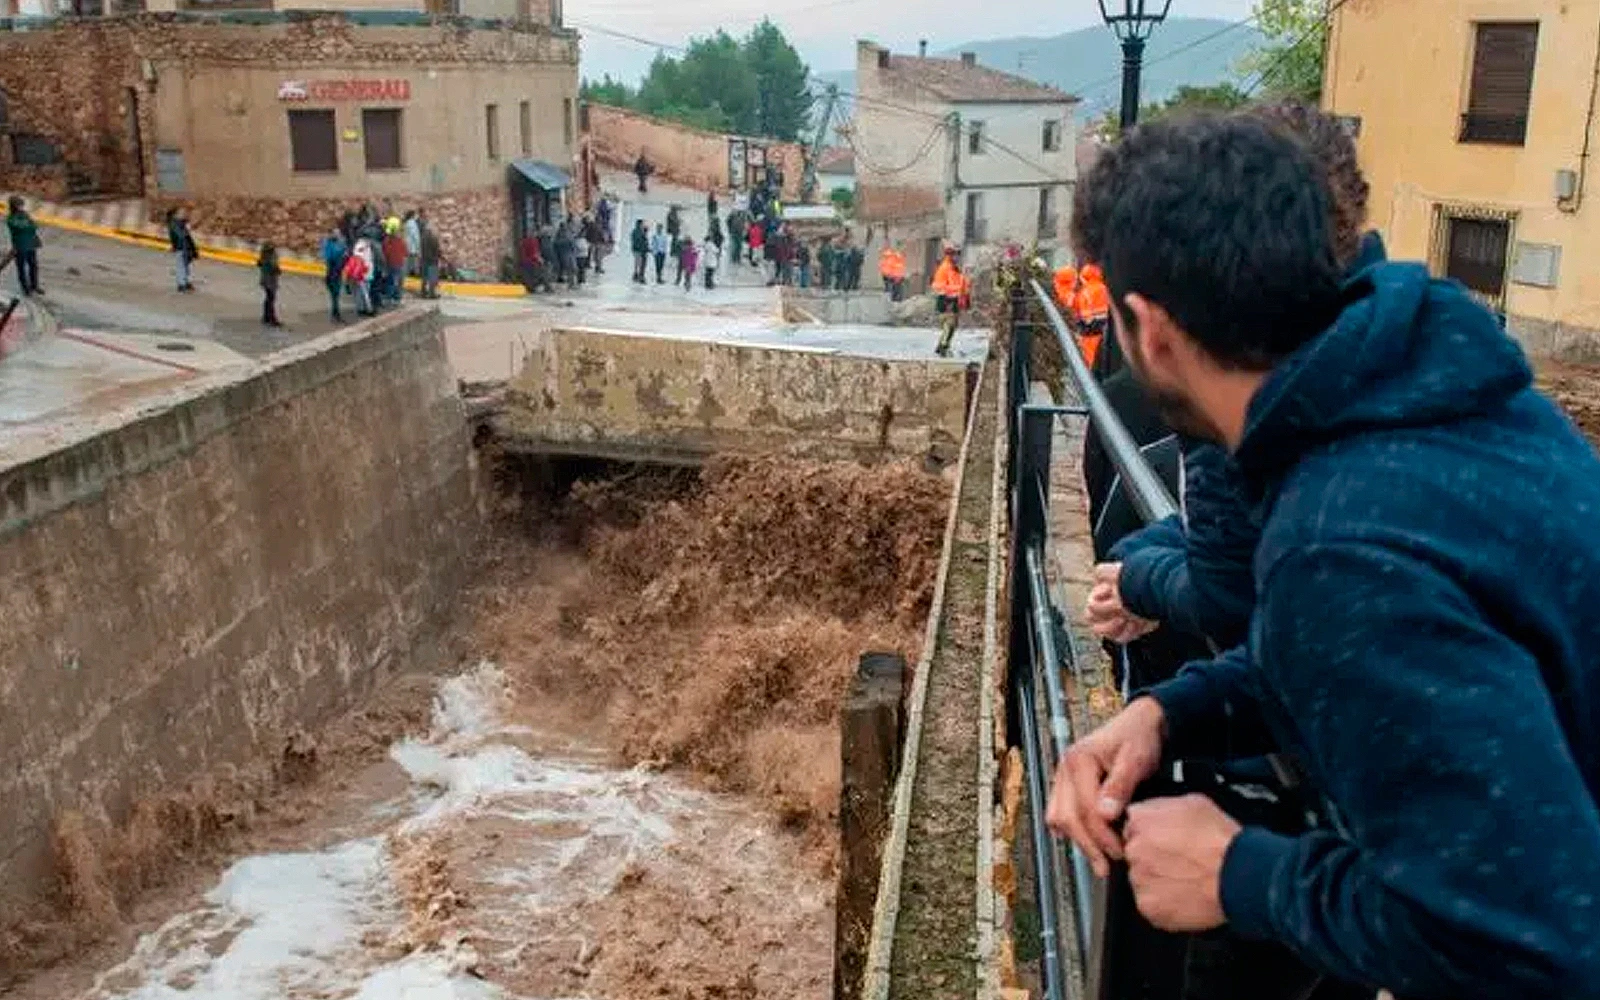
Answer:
[{"left": 1564, "top": 16, "right": 1600, "bottom": 213}]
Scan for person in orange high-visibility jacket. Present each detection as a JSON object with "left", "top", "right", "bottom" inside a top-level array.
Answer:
[
  {"left": 1076, "top": 262, "right": 1111, "bottom": 370},
  {"left": 879, "top": 246, "right": 908, "bottom": 302},
  {"left": 1053, "top": 264, "right": 1078, "bottom": 321},
  {"left": 931, "top": 246, "right": 965, "bottom": 357}
]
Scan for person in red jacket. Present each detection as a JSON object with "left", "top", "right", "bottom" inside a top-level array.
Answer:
[{"left": 381, "top": 222, "right": 409, "bottom": 304}]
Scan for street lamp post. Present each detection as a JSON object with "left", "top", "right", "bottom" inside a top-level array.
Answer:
[{"left": 1099, "top": 0, "right": 1174, "bottom": 131}]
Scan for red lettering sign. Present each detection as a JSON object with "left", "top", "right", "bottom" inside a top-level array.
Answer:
[{"left": 278, "top": 79, "right": 411, "bottom": 103}]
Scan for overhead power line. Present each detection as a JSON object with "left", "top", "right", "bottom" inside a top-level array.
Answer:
[{"left": 1240, "top": 0, "right": 1355, "bottom": 97}]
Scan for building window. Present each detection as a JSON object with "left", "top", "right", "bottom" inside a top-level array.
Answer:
[
  {"left": 563, "top": 98, "right": 574, "bottom": 147},
  {"left": 1444, "top": 216, "right": 1511, "bottom": 301},
  {"left": 486, "top": 103, "right": 501, "bottom": 161},
  {"left": 1461, "top": 22, "right": 1539, "bottom": 145},
  {"left": 519, "top": 100, "right": 532, "bottom": 157},
  {"left": 362, "top": 108, "right": 403, "bottom": 171},
  {"left": 288, "top": 109, "right": 338, "bottom": 173},
  {"left": 10, "top": 133, "right": 61, "bottom": 166},
  {"left": 968, "top": 120, "right": 986, "bottom": 155},
  {"left": 1042, "top": 119, "right": 1061, "bottom": 152},
  {"left": 965, "top": 191, "right": 987, "bottom": 243},
  {"left": 1037, "top": 187, "right": 1059, "bottom": 240}
]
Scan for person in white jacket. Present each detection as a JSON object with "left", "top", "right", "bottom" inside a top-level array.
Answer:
[{"left": 702, "top": 238, "right": 722, "bottom": 290}]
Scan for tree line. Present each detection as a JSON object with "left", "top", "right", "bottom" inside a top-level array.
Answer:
[{"left": 581, "top": 20, "right": 812, "bottom": 142}]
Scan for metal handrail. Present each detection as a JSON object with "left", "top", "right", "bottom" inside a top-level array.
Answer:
[
  {"left": 1005, "top": 273, "right": 1191, "bottom": 1000},
  {"left": 1027, "top": 278, "right": 1179, "bottom": 523}
]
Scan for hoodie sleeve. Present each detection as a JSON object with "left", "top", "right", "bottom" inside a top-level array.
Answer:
[
  {"left": 1144, "top": 644, "right": 1271, "bottom": 759},
  {"left": 1222, "top": 541, "right": 1600, "bottom": 999}
]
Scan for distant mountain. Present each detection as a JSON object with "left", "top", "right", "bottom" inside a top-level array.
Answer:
[{"left": 814, "top": 18, "right": 1263, "bottom": 138}]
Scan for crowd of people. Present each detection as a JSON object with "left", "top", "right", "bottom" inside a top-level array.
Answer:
[
  {"left": 1042, "top": 102, "right": 1600, "bottom": 1000},
  {"left": 517, "top": 195, "right": 618, "bottom": 294}
]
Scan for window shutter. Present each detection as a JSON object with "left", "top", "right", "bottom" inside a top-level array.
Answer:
[{"left": 1462, "top": 22, "right": 1538, "bottom": 143}]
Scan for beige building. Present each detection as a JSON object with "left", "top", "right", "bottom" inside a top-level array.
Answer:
[
  {"left": 1326, "top": 0, "right": 1600, "bottom": 355},
  {"left": 0, "top": 3, "right": 578, "bottom": 276},
  {"left": 852, "top": 40, "right": 1077, "bottom": 288}
]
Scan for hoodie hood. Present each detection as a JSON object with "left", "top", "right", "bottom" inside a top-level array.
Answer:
[{"left": 1234, "top": 261, "right": 1533, "bottom": 485}]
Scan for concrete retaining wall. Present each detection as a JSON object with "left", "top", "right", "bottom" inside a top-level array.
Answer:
[
  {"left": 0, "top": 307, "right": 479, "bottom": 905},
  {"left": 497, "top": 326, "right": 972, "bottom": 467}
]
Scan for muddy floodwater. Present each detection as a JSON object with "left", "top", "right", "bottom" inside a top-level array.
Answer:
[
  {"left": 6, "top": 456, "right": 947, "bottom": 1000},
  {"left": 58, "top": 665, "right": 830, "bottom": 1000}
]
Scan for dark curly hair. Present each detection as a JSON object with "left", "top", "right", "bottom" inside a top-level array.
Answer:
[
  {"left": 1246, "top": 99, "right": 1371, "bottom": 267},
  {"left": 1070, "top": 112, "right": 1345, "bottom": 370}
]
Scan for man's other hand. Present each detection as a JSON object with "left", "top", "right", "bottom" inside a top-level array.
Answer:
[
  {"left": 1087, "top": 562, "right": 1159, "bottom": 643},
  {"left": 1124, "top": 794, "right": 1241, "bottom": 933},
  {"left": 1046, "top": 696, "right": 1166, "bottom": 876}
]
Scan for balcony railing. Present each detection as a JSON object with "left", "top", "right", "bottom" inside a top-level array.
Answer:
[{"left": 1459, "top": 111, "right": 1528, "bottom": 145}]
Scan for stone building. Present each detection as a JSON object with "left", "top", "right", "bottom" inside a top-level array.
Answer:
[
  {"left": 0, "top": 4, "right": 579, "bottom": 277},
  {"left": 852, "top": 40, "right": 1077, "bottom": 290},
  {"left": 1325, "top": 0, "right": 1600, "bottom": 356}
]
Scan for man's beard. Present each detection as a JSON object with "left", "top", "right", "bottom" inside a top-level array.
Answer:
[{"left": 1123, "top": 339, "right": 1224, "bottom": 443}]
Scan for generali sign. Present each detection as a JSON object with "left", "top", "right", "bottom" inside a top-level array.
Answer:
[{"left": 277, "top": 79, "right": 412, "bottom": 102}]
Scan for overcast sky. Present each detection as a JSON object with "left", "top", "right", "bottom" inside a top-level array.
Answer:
[{"left": 569, "top": 0, "right": 1261, "bottom": 84}]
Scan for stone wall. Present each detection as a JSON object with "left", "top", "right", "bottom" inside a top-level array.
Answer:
[
  {"left": 586, "top": 103, "right": 805, "bottom": 199},
  {"left": 0, "top": 307, "right": 480, "bottom": 909},
  {"left": 498, "top": 325, "right": 972, "bottom": 467},
  {"left": 149, "top": 184, "right": 512, "bottom": 277}
]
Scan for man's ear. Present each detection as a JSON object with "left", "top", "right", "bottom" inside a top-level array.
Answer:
[{"left": 1125, "top": 293, "right": 1179, "bottom": 370}]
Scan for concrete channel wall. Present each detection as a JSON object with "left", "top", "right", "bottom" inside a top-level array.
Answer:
[
  {"left": 0, "top": 308, "right": 479, "bottom": 906},
  {"left": 497, "top": 326, "right": 973, "bottom": 466}
]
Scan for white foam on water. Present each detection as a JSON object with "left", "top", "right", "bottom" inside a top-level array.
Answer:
[
  {"left": 84, "top": 839, "right": 391, "bottom": 1000},
  {"left": 86, "top": 661, "right": 710, "bottom": 1000},
  {"left": 350, "top": 954, "right": 511, "bottom": 1000}
]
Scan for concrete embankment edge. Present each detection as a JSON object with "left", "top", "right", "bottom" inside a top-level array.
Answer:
[
  {"left": 0, "top": 307, "right": 481, "bottom": 908},
  {"left": 859, "top": 348, "right": 990, "bottom": 1000}
]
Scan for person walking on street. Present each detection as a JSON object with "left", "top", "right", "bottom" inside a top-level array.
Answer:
[
  {"left": 797, "top": 240, "right": 813, "bottom": 289},
  {"left": 584, "top": 213, "right": 607, "bottom": 275},
  {"left": 6, "top": 196, "right": 42, "bottom": 296},
  {"left": 679, "top": 237, "right": 699, "bottom": 291},
  {"left": 702, "top": 237, "right": 721, "bottom": 290},
  {"left": 574, "top": 224, "right": 591, "bottom": 286},
  {"left": 1076, "top": 262, "right": 1112, "bottom": 375},
  {"left": 634, "top": 153, "right": 653, "bottom": 194},
  {"left": 706, "top": 190, "right": 719, "bottom": 221},
  {"left": 167, "top": 208, "right": 198, "bottom": 292},
  {"left": 727, "top": 208, "right": 745, "bottom": 264},
  {"left": 630, "top": 219, "right": 650, "bottom": 284},
  {"left": 650, "top": 224, "right": 668, "bottom": 283},
  {"left": 931, "top": 245, "right": 966, "bottom": 356},
  {"left": 321, "top": 226, "right": 348, "bottom": 322},
  {"left": 554, "top": 220, "right": 577, "bottom": 289},
  {"left": 519, "top": 230, "right": 546, "bottom": 293},
  {"left": 419, "top": 225, "right": 442, "bottom": 300},
  {"left": 257, "top": 242, "right": 283, "bottom": 328},
  {"left": 746, "top": 218, "right": 764, "bottom": 267},
  {"left": 879, "top": 244, "right": 907, "bottom": 301},
  {"left": 666, "top": 205, "right": 682, "bottom": 242}
]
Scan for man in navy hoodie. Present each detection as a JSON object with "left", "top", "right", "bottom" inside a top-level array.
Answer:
[{"left": 1047, "top": 112, "right": 1600, "bottom": 999}]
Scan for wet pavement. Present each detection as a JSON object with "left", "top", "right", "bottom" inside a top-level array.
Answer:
[{"left": 3, "top": 181, "right": 988, "bottom": 446}]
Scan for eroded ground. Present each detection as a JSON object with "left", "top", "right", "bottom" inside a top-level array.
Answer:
[{"left": 1539, "top": 361, "right": 1600, "bottom": 447}]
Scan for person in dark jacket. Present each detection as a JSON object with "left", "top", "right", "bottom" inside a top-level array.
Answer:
[
  {"left": 167, "top": 208, "right": 198, "bottom": 292},
  {"left": 634, "top": 153, "right": 653, "bottom": 194},
  {"left": 418, "top": 225, "right": 442, "bottom": 300},
  {"left": 1090, "top": 100, "right": 1386, "bottom": 658},
  {"left": 257, "top": 242, "right": 282, "bottom": 327},
  {"left": 630, "top": 219, "right": 650, "bottom": 284},
  {"left": 1050, "top": 111, "right": 1600, "bottom": 1000},
  {"left": 320, "top": 226, "right": 348, "bottom": 322},
  {"left": 6, "top": 196, "right": 42, "bottom": 296}
]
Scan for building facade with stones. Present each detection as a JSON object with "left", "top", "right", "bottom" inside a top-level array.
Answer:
[
  {"left": 0, "top": 6, "right": 579, "bottom": 277},
  {"left": 1326, "top": 0, "right": 1600, "bottom": 358},
  {"left": 851, "top": 40, "right": 1077, "bottom": 291}
]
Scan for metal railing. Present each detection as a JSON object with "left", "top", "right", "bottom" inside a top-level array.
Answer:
[{"left": 1004, "top": 275, "right": 1180, "bottom": 1000}]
